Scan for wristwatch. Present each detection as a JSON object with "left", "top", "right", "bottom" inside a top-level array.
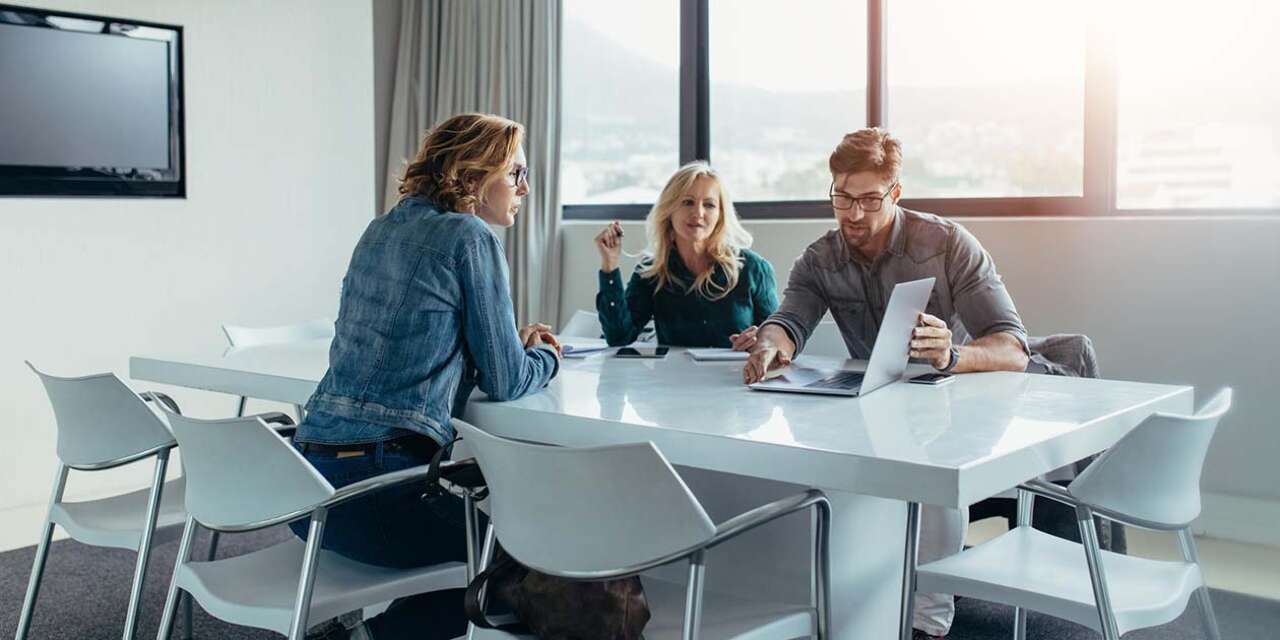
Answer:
[{"left": 939, "top": 345, "right": 960, "bottom": 372}]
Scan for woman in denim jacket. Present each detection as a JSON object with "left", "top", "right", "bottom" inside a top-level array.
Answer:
[{"left": 291, "top": 113, "right": 561, "bottom": 639}]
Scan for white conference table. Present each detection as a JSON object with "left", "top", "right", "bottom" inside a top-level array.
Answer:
[{"left": 131, "top": 340, "right": 1192, "bottom": 639}]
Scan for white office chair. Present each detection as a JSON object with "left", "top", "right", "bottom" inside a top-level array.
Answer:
[
  {"left": 558, "top": 310, "right": 603, "bottom": 339},
  {"left": 908, "top": 389, "right": 1232, "bottom": 640},
  {"left": 17, "top": 363, "right": 188, "bottom": 640},
  {"left": 802, "top": 320, "right": 847, "bottom": 358},
  {"left": 221, "top": 318, "right": 333, "bottom": 419},
  {"left": 453, "top": 418, "right": 832, "bottom": 640},
  {"left": 152, "top": 409, "right": 468, "bottom": 640}
]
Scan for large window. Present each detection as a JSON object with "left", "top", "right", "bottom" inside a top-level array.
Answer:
[
  {"left": 560, "top": 0, "right": 679, "bottom": 205},
  {"left": 708, "top": 0, "right": 866, "bottom": 202},
  {"left": 1115, "top": 0, "right": 1280, "bottom": 209},
  {"left": 887, "top": 1, "right": 1084, "bottom": 199},
  {"left": 561, "top": 0, "right": 1280, "bottom": 218}
]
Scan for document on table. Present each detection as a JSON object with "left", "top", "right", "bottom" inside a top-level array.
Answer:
[
  {"left": 687, "top": 348, "right": 750, "bottom": 362},
  {"left": 561, "top": 337, "right": 612, "bottom": 358}
]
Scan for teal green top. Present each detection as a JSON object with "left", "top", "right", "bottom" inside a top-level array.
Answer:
[{"left": 596, "top": 249, "right": 779, "bottom": 348}]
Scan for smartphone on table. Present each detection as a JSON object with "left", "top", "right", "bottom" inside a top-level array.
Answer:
[
  {"left": 907, "top": 372, "right": 954, "bottom": 386},
  {"left": 615, "top": 346, "right": 669, "bottom": 359}
]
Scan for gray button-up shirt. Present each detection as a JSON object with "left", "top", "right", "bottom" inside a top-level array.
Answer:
[{"left": 764, "top": 206, "right": 1028, "bottom": 358}]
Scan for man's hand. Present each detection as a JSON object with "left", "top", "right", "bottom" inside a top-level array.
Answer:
[
  {"left": 911, "top": 313, "right": 954, "bottom": 370},
  {"left": 729, "top": 325, "right": 759, "bottom": 351},
  {"left": 742, "top": 324, "right": 796, "bottom": 384}
]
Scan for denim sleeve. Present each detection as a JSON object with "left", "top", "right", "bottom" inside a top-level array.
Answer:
[
  {"left": 596, "top": 267, "right": 653, "bottom": 346},
  {"left": 460, "top": 231, "right": 559, "bottom": 402},
  {"left": 751, "top": 256, "right": 781, "bottom": 326},
  {"left": 763, "top": 250, "right": 829, "bottom": 354},
  {"left": 945, "top": 224, "right": 1029, "bottom": 353}
]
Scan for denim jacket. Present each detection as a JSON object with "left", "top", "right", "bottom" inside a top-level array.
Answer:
[{"left": 296, "top": 196, "right": 559, "bottom": 448}]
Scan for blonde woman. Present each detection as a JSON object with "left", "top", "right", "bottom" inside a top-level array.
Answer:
[{"left": 594, "top": 162, "right": 779, "bottom": 348}]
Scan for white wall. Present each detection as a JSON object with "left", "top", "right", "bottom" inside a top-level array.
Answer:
[
  {"left": 0, "top": 0, "right": 374, "bottom": 548},
  {"left": 559, "top": 215, "right": 1280, "bottom": 544}
]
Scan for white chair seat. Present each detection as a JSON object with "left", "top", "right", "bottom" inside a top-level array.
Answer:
[
  {"left": 49, "top": 477, "right": 187, "bottom": 551},
  {"left": 177, "top": 536, "right": 467, "bottom": 635},
  {"left": 468, "top": 576, "right": 815, "bottom": 640},
  {"left": 916, "top": 527, "right": 1203, "bottom": 636}
]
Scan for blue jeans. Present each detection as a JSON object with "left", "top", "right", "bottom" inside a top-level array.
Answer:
[{"left": 290, "top": 436, "right": 470, "bottom": 639}]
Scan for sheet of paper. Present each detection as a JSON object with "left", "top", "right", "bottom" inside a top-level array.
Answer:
[{"left": 687, "top": 348, "right": 750, "bottom": 361}]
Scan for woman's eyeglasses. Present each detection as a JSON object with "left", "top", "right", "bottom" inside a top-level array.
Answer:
[{"left": 505, "top": 165, "right": 530, "bottom": 187}]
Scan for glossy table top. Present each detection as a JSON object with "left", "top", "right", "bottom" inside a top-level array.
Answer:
[{"left": 131, "top": 343, "right": 1193, "bottom": 507}]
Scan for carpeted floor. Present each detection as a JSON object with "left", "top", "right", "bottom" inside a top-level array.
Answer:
[{"left": 3, "top": 526, "right": 1278, "bottom": 639}]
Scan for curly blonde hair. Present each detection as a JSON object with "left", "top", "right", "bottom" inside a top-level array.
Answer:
[
  {"left": 398, "top": 113, "right": 523, "bottom": 213},
  {"left": 641, "top": 162, "right": 753, "bottom": 301}
]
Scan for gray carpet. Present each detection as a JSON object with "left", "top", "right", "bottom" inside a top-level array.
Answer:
[{"left": 3, "top": 526, "right": 1278, "bottom": 639}]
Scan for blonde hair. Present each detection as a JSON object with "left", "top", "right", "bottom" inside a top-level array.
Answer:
[
  {"left": 641, "top": 162, "right": 753, "bottom": 300},
  {"left": 398, "top": 113, "right": 523, "bottom": 213},
  {"left": 829, "top": 127, "right": 902, "bottom": 182}
]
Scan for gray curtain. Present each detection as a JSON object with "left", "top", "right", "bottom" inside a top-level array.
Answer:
[{"left": 383, "top": 0, "right": 563, "bottom": 327}]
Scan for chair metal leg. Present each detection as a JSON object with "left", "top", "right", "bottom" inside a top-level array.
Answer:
[
  {"left": 1177, "top": 529, "right": 1222, "bottom": 640},
  {"left": 474, "top": 523, "right": 497, "bottom": 614},
  {"left": 1012, "top": 489, "right": 1034, "bottom": 640},
  {"left": 122, "top": 451, "right": 170, "bottom": 640},
  {"left": 463, "top": 494, "right": 478, "bottom": 581},
  {"left": 899, "top": 502, "right": 922, "bottom": 640},
  {"left": 293, "top": 404, "right": 306, "bottom": 422},
  {"left": 235, "top": 396, "right": 248, "bottom": 417},
  {"left": 682, "top": 550, "right": 707, "bottom": 640},
  {"left": 206, "top": 530, "right": 221, "bottom": 561},
  {"left": 15, "top": 464, "right": 69, "bottom": 640},
  {"left": 812, "top": 498, "right": 832, "bottom": 640},
  {"left": 288, "top": 508, "right": 329, "bottom": 640},
  {"left": 1077, "top": 506, "right": 1121, "bottom": 640},
  {"left": 157, "top": 517, "right": 200, "bottom": 640}
]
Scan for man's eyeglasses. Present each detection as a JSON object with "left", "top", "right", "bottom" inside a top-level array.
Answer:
[
  {"left": 829, "top": 181, "right": 897, "bottom": 212},
  {"left": 505, "top": 165, "right": 530, "bottom": 187}
]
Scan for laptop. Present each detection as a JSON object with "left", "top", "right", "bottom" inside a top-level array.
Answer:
[{"left": 749, "top": 277, "right": 935, "bottom": 397}]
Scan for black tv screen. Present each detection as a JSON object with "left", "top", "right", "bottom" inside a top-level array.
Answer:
[{"left": 0, "top": 4, "right": 184, "bottom": 197}]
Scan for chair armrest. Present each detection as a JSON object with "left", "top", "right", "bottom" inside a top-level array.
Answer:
[
  {"left": 319, "top": 461, "right": 469, "bottom": 511},
  {"left": 140, "top": 391, "right": 182, "bottom": 415},
  {"left": 523, "top": 489, "right": 830, "bottom": 581},
  {"left": 1018, "top": 479, "right": 1182, "bottom": 532},
  {"left": 254, "top": 412, "right": 296, "bottom": 427},
  {"left": 707, "top": 489, "right": 829, "bottom": 549}
]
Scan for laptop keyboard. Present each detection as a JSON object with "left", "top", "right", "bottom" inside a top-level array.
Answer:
[{"left": 805, "top": 370, "right": 865, "bottom": 390}]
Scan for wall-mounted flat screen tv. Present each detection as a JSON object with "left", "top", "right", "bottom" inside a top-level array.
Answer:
[{"left": 0, "top": 4, "right": 184, "bottom": 197}]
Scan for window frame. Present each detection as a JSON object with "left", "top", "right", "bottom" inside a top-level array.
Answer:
[{"left": 561, "top": 0, "right": 1278, "bottom": 220}]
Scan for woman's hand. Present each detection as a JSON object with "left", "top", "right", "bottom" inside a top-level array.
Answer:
[
  {"left": 593, "top": 221, "right": 624, "bottom": 273},
  {"left": 520, "top": 323, "right": 562, "bottom": 356},
  {"left": 729, "top": 325, "right": 760, "bottom": 351},
  {"left": 519, "top": 323, "right": 552, "bottom": 347}
]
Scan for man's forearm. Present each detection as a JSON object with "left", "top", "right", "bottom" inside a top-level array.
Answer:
[{"left": 951, "top": 331, "right": 1029, "bottom": 373}]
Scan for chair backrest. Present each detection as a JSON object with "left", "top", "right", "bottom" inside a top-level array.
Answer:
[
  {"left": 558, "top": 310, "right": 602, "bottom": 339},
  {"left": 222, "top": 318, "right": 334, "bottom": 348},
  {"left": 1068, "top": 388, "right": 1232, "bottom": 528},
  {"left": 160, "top": 410, "right": 333, "bottom": 530},
  {"left": 1027, "top": 334, "right": 1100, "bottom": 378},
  {"left": 805, "top": 320, "right": 848, "bottom": 358},
  {"left": 27, "top": 362, "right": 176, "bottom": 468},
  {"left": 453, "top": 419, "right": 716, "bottom": 575}
]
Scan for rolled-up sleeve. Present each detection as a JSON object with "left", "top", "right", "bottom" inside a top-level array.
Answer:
[
  {"left": 762, "top": 250, "right": 829, "bottom": 354},
  {"left": 459, "top": 232, "right": 559, "bottom": 402},
  {"left": 945, "top": 225, "right": 1029, "bottom": 353}
]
